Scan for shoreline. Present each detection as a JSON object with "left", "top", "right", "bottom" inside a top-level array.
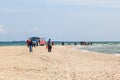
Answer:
[
  {"left": 1, "top": 44, "right": 120, "bottom": 55},
  {"left": 0, "top": 45, "right": 120, "bottom": 80},
  {"left": 74, "top": 45, "right": 120, "bottom": 56},
  {"left": 77, "top": 48, "right": 120, "bottom": 56},
  {"left": 0, "top": 41, "right": 120, "bottom": 55},
  {"left": 1, "top": 45, "right": 120, "bottom": 56}
]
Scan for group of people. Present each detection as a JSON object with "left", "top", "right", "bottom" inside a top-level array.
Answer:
[
  {"left": 61, "top": 42, "right": 92, "bottom": 46},
  {"left": 26, "top": 38, "right": 53, "bottom": 53}
]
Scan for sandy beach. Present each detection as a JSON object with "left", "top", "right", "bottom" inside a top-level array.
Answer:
[{"left": 0, "top": 45, "right": 120, "bottom": 80}]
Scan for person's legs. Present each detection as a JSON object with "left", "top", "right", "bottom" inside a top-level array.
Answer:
[
  {"left": 49, "top": 46, "right": 52, "bottom": 52},
  {"left": 48, "top": 46, "right": 49, "bottom": 52},
  {"left": 47, "top": 45, "right": 49, "bottom": 52},
  {"left": 48, "top": 46, "right": 51, "bottom": 52},
  {"left": 29, "top": 46, "right": 32, "bottom": 52}
]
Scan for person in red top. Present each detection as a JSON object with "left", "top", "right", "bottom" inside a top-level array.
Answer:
[
  {"left": 52, "top": 41, "right": 54, "bottom": 46},
  {"left": 26, "top": 39, "right": 33, "bottom": 53},
  {"left": 26, "top": 39, "right": 31, "bottom": 47}
]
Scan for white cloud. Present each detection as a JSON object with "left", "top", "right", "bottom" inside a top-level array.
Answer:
[{"left": 0, "top": 25, "right": 6, "bottom": 34}]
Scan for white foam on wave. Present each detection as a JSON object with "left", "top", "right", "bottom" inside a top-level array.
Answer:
[{"left": 114, "top": 54, "right": 120, "bottom": 56}]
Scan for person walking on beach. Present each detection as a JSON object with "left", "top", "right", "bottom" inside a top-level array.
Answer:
[
  {"left": 28, "top": 39, "right": 33, "bottom": 53},
  {"left": 47, "top": 38, "right": 52, "bottom": 52}
]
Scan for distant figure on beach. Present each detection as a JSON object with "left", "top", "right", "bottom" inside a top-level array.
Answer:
[
  {"left": 52, "top": 41, "right": 54, "bottom": 46},
  {"left": 47, "top": 38, "right": 52, "bottom": 52},
  {"left": 74, "top": 42, "right": 77, "bottom": 45},
  {"left": 26, "top": 39, "right": 31, "bottom": 47},
  {"left": 80, "top": 42, "right": 86, "bottom": 45},
  {"left": 68, "top": 43, "right": 70, "bottom": 45},
  {"left": 80, "top": 42, "right": 92, "bottom": 46},
  {"left": 62, "top": 42, "right": 64, "bottom": 45},
  {"left": 28, "top": 39, "right": 33, "bottom": 53},
  {"left": 90, "top": 42, "right": 93, "bottom": 45}
]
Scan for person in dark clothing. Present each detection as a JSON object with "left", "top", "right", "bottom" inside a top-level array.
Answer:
[
  {"left": 74, "top": 42, "right": 77, "bottom": 45},
  {"left": 62, "top": 42, "right": 64, "bottom": 45},
  {"left": 47, "top": 38, "right": 52, "bottom": 52},
  {"left": 28, "top": 40, "right": 33, "bottom": 53},
  {"left": 52, "top": 41, "right": 54, "bottom": 46}
]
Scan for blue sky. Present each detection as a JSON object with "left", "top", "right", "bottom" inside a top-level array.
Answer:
[{"left": 0, "top": 0, "right": 120, "bottom": 41}]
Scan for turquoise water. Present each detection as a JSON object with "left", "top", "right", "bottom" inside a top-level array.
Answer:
[
  {"left": 0, "top": 41, "right": 120, "bottom": 54},
  {"left": 0, "top": 41, "right": 26, "bottom": 46},
  {"left": 76, "top": 42, "right": 120, "bottom": 55}
]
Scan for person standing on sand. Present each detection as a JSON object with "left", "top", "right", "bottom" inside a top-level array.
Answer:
[
  {"left": 28, "top": 39, "right": 33, "bottom": 53},
  {"left": 62, "top": 42, "right": 64, "bottom": 45},
  {"left": 26, "top": 38, "right": 30, "bottom": 47},
  {"left": 52, "top": 41, "right": 54, "bottom": 46},
  {"left": 47, "top": 38, "right": 52, "bottom": 52}
]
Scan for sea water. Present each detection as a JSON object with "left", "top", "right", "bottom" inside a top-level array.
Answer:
[
  {"left": 0, "top": 41, "right": 120, "bottom": 55},
  {"left": 76, "top": 42, "right": 120, "bottom": 55},
  {"left": 0, "top": 41, "right": 26, "bottom": 46}
]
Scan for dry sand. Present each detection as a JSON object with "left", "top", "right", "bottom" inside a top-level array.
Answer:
[{"left": 0, "top": 45, "right": 120, "bottom": 80}]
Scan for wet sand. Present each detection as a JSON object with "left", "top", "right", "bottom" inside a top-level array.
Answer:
[{"left": 0, "top": 46, "right": 120, "bottom": 80}]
